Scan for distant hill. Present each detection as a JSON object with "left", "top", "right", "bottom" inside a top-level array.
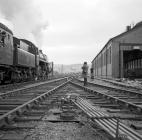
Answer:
[{"left": 54, "top": 64, "right": 91, "bottom": 73}]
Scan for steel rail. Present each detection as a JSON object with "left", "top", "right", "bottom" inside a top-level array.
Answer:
[
  {"left": 72, "top": 96, "right": 142, "bottom": 140},
  {"left": 0, "top": 79, "right": 70, "bottom": 128},
  {"left": 0, "top": 77, "right": 68, "bottom": 97},
  {"left": 70, "top": 81, "right": 142, "bottom": 112},
  {"left": 74, "top": 99, "right": 116, "bottom": 137},
  {"left": 75, "top": 78, "right": 142, "bottom": 96},
  {"left": 79, "top": 97, "right": 142, "bottom": 139}
]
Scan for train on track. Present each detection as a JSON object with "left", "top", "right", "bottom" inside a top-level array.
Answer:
[
  {"left": 91, "top": 21, "right": 142, "bottom": 79},
  {"left": 0, "top": 22, "right": 53, "bottom": 83}
]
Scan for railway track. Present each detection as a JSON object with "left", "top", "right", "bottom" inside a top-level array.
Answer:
[
  {"left": 0, "top": 75, "right": 66, "bottom": 93},
  {"left": 70, "top": 80, "right": 142, "bottom": 139},
  {"left": 0, "top": 78, "right": 142, "bottom": 140},
  {"left": 0, "top": 77, "right": 68, "bottom": 127},
  {"left": 73, "top": 97, "right": 142, "bottom": 140},
  {"left": 75, "top": 78, "right": 142, "bottom": 112}
]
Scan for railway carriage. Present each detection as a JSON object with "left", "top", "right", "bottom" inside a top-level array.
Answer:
[{"left": 92, "top": 21, "right": 142, "bottom": 79}]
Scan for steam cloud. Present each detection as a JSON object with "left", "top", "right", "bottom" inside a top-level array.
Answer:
[{"left": 0, "top": 0, "right": 48, "bottom": 48}]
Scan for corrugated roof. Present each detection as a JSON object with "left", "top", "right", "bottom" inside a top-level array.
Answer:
[{"left": 0, "top": 23, "right": 13, "bottom": 34}]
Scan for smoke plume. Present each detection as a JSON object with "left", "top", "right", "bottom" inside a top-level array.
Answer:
[{"left": 0, "top": 0, "right": 48, "bottom": 48}]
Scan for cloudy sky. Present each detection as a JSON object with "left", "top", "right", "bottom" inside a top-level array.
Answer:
[{"left": 0, "top": 0, "right": 142, "bottom": 64}]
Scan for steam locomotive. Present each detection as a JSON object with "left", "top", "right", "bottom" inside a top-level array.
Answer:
[{"left": 0, "top": 22, "right": 52, "bottom": 83}]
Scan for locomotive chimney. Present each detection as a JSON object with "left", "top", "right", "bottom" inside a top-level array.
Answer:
[{"left": 39, "top": 50, "right": 42, "bottom": 53}]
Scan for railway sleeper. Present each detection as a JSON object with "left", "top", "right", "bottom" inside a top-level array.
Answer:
[
  {"left": 99, "top": 104, "right": 120, "bottom": 108},
  {"left": 0, "top": 105, "right": 18, "bottom": 110},
  {"left": 0, "top": 110, "right": 8, "bottom": 115},
  {"left": 0, "top": 101, "right": 23, "bottom": 105},
  {"left": 1, "top": 123, "right": 36, "bottom": 130},
  {"left": 14, "top": 116, "right": 42, "bottom": 122},
  {"left": 23, "top": 110, "right": 45, "bottom": 116}
]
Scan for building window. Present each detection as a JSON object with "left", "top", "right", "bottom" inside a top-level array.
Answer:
[
  {"left": 8, "top": 34, "right": 10, "bottom": 40},
  {"left": 0, "top": 31, "right": 6, "bottom": 44},
  {"left": 109, "top": 47, "right": 111, "bottom": 64}
]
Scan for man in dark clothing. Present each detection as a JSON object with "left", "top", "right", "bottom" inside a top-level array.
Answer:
[
  {"left": 90, "top": 68, "right": 94, "bottom": 79},
  {"left": 82, "top": 62, "right": 88, "bottom": 86}
]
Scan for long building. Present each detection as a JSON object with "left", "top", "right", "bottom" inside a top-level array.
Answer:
[{"left": 91, "top": 21, "right": 142, "bottom": 79}]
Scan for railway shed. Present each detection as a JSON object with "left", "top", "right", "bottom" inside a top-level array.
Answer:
[{"left": 92, "top": 21, "right": 142, "bottom": 79}]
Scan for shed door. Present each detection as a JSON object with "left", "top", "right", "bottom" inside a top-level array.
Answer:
[{"left": 123, "top": 50, "right": 142, "bottom": 78}]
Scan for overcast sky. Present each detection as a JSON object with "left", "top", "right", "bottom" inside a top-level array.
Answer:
[{"left": 0, "top": 0, "right": 142, "bottom": 64}]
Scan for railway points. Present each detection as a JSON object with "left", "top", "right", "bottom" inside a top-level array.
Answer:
[{"left": 0, "top": 77, "right": 142, "bottom": 140}]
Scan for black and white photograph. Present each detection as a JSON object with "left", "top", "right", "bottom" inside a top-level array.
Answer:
[{"left": 0, "top": 0, "right": 142, "bottom": 139}]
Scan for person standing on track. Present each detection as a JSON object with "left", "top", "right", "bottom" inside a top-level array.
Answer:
[
  {"left": 82, "top": 62, "right": 89, "bottom": 86},
  {"left": 90, "top": 68, "right": 94, "bottom": 79}
]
